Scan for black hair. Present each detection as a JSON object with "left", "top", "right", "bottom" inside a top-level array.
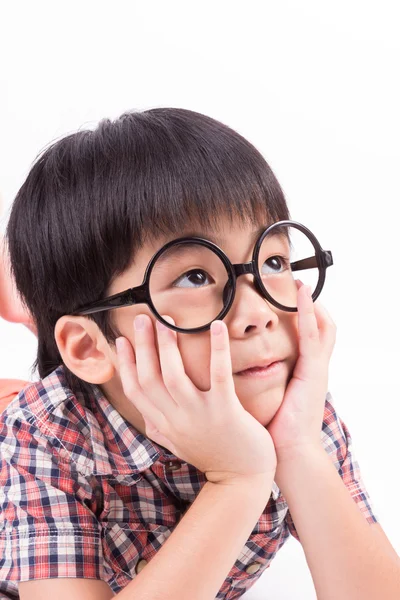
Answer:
[{"left": 6, "top": 107, "right": 291, "bottom": 396}]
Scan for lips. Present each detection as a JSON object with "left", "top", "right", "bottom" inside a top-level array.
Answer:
[{"left": 235, "top": 358, "right": 281, "bottom": 374}]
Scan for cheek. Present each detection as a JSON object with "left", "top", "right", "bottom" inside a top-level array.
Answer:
[
  {"left": 178, "top": 333, "right": 211, "bottom": 392},
  {"left": 111, "top": 306, "right": 155, "bottom": 341},
  {"left": 111, "top": 308, "right": 212, "bottom": 391}
]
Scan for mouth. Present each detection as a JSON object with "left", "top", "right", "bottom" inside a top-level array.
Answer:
[{"left": 235, "top": 360, "right": 284, "bottom": 378}]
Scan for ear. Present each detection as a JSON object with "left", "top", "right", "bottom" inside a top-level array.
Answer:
[{"left": 54, "top": 315, "right": 116, "bottom": 384}]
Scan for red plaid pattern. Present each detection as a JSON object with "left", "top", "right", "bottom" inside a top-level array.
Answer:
[{"left": 0, "top": 366, "right": 378, "bottom": 599}]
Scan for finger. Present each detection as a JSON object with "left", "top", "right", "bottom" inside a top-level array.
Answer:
[
  {"left": 135, "top": 314, "right": 182, "bottom": 415},
  {"left": 116, "top": 336, "right": 139, "bottom": 398},
  {"left": 296, "top": 277, "right": 335, "bottom": 348},
  {"left": 297, "top": 284, "right": 320, "bottom": 355},
  {"left": 156, "top": 315, "right": 194, "bottom": 401},
  {"left": 313, "top": 300, "right": 337, "bottom": 357},
  {"left": 134, "top": 314, "right": 163, "bottom": 388},
  {"left": 210, "top": 320, "right": 236, "bottom": 396},
  {"left": 116, "top": 336, "right": 165, "bottom": 428}
]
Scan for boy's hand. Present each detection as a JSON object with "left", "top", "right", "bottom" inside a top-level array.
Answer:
[
  {"left": 117, "top": 315, "right": 277, "bottom": 484},
  {"left": 266, "top": 280, "right": 337, "bottom": 462}
]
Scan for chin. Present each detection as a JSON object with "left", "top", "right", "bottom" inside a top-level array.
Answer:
[{"left": 238, "top": 386, "right": 285, "bottom": 427}]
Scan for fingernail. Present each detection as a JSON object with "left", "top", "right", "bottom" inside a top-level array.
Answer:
[
  {"left": 134, "top": 316, "right": 145, "bottom": 330},
  {"left": 211, "top": 321, "right": 222, "bottom": 335},
  {"left": 160, "top": 315, "right": 176, "bottom": 327},
  {"left": 115, "top": 338, "right": 123, "bottom": 353}
]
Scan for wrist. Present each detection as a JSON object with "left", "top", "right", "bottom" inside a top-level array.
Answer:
[
  {"left": 211, "top": 471, "right": 276, "bottom": 491},
  {"left": 275, "top": 441, "right": 325, "bottom": 467},
  {"left": 274, "top": 444, "right": 333, "bottom": 498}
]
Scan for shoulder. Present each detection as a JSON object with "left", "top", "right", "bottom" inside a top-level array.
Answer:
[{"left": 0, "top": 367, "right": 100, "bottom": 476}]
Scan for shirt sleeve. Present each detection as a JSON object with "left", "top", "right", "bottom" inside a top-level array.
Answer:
[
  {"left": 0, "top": 410, "right": 111, "bottom": 593},
  {"left": 286, "top": 392, "right": 379, "bottom": 542}
]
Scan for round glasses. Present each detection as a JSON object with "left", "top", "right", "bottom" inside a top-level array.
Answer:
[{"left": 72, "top": 220, "right": 333, "bottom": 333}]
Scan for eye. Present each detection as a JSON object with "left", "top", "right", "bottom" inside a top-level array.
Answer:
[
  {"left": 261, "top": 255, "right": 290, "bottom": 275},
  {"left": 173, "top": 269, "right": 214, "bottom": 288}
]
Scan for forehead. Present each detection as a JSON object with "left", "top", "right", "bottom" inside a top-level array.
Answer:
[
  {"left": 149, "top": 217, "right": 273, "bottom": 251},
  {"left": 184, "top": 224, "right": 269, "bottom": 246}
]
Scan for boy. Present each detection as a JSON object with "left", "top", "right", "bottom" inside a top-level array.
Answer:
[{"left": 0, "top": 108, "right": 399, "bottom": 600}]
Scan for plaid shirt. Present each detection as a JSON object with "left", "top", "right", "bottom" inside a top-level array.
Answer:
[{"left": 0, "top": 366, "right": 378, "bottom": 600}]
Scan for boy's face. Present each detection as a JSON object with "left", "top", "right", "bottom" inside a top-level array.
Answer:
[{"left": 102, "top": 219, "right": 300, "bottom": 432}]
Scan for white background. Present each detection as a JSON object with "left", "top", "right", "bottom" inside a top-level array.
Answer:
[{"left": 0, "top": 1, "right": 399, "bottom": 598}]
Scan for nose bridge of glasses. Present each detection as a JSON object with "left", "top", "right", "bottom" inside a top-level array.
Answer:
[
  {"left": 232, "top": 262, "right": 255, "bottom": 277},
  {"left": 222, "top": 262, "right": 255, "bottom": 304},
  {"left": 230, "top": 261, "right": 266, "bottom": 298},
  {"left": 227, "top": 261, "right": 270, "bottom": 305}
]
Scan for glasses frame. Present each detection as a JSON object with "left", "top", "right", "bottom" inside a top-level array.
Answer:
[{"left": 72, "top": 220, "right": 333, "bottom": 334}]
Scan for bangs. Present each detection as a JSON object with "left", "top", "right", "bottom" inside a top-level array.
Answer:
[
  {"left": 102, "top": 108, "right": 290, "bottom": 270},
  {"left": 129, "top": 152, "right": 275, "bottom": 245}
]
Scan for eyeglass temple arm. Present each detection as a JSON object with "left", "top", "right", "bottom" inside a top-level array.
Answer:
[
  {"left": 290, "top": 250, "right": 333, "bottom": 272},
  {"left": 72, "top": 285, "right": 147, "bottom": 316}
]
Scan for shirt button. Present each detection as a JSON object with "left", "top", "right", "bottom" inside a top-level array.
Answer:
[
  {"left": 165, "top": 460, "right": 182, "bottom": 471},
  {"left": 245, "top": 562, "right": 262, "bottom": 575},
  {"left": 136, "top": 559, "right": 148, "bottom": 574}
]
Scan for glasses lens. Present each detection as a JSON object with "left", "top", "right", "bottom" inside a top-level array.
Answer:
[
  {"left": 149, "top": 242, "right": 230, "bottom": 330},
  {"left": 257, "top": 224, "right": 320, "bottom": 309}
]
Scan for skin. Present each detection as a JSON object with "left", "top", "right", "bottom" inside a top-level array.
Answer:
[
  {"left": 55, "top": 218, "right": 301, "bottom": 434},
  {"left": 0, "top": 236, "right": 36, "bottom": 334},
  {"left": 0, "top": 195, "right": 32, "bottom": 328}
]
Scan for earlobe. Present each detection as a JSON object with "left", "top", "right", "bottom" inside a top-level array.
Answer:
[{"left": 54, "top": 316, "right": 116, "bottom": 384}]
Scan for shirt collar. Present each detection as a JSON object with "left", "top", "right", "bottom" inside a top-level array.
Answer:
[
  {"left": 49, "top": 366, "right": 177, "bottom": 479},
  {"left": 87, "top": 380, "right": 281, "bottom": 500},
  {"left": 44, "top": 366, "right": 280, "bottom": 499}
]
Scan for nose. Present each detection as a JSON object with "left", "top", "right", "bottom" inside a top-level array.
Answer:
[{"left": 226, "top": 271, "right": 280, "bottom": 336}]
